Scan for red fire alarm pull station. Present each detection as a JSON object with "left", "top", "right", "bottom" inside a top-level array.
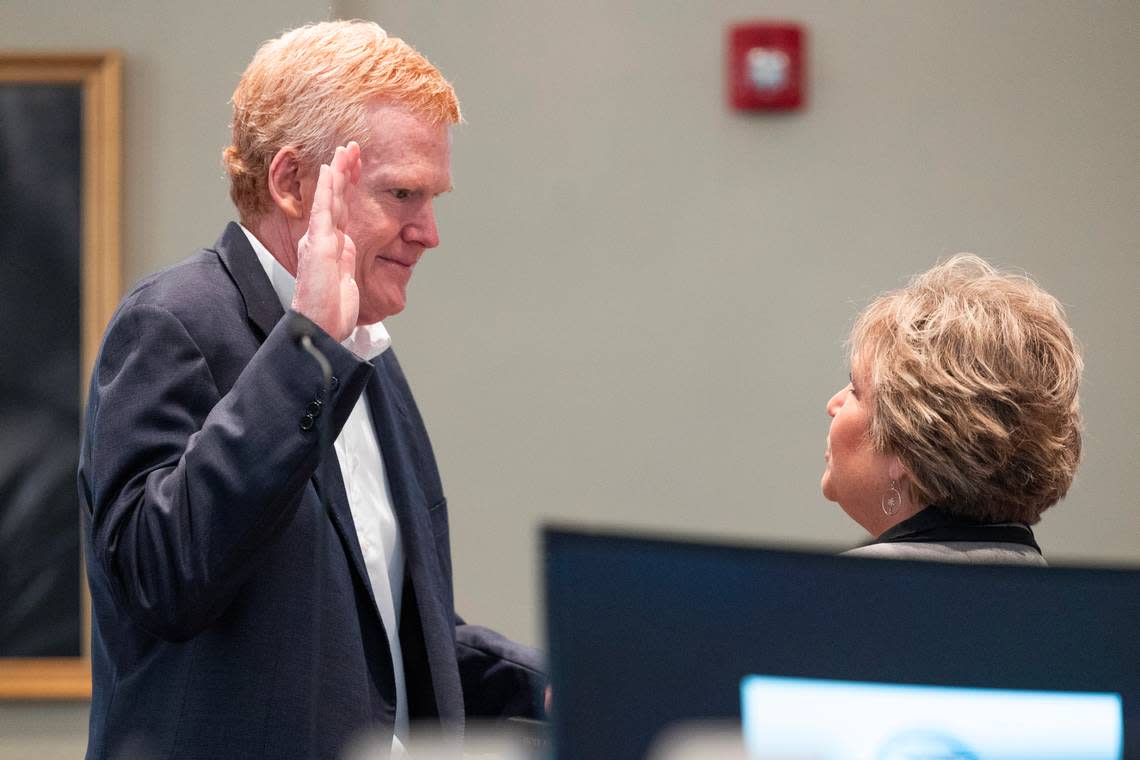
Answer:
[{"left": 727, "top": 21, "right": 806, "bottom": 111}]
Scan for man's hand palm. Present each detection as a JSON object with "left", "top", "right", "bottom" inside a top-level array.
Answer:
[{"left": 291, "top": 142, "right": 361, "bottom": 342}]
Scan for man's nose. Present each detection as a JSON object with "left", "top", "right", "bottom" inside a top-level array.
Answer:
[{"left": 404, "top": 201, "right": 440, "bottom": 249}]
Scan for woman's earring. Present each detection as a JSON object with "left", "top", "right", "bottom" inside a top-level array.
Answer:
[{"left": 882, "top": 479, "right": 902, "bottom": 516}]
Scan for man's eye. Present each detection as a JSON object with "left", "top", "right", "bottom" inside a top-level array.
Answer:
[{"left": 391, "top": 189, "right": 412, "bottom": 200}]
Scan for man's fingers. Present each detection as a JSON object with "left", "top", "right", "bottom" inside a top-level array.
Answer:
[
  {"left": 329, "top": 146, "right": 347, "bottom": 231},
  {"left": 337, "top": 141, "right": 360, "bottom": 219},
  {"left": 304, "top": 142, "right": 358, "bottom": 264},
  {"left": 346, "top": 141, "right": 362, "bottom": 185},
  {"left": 307, "top": 163, "right": 334, "bottom": 238}
]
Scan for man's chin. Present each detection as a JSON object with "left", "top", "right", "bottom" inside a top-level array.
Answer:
[{"left": 358, "top": 297, "right": 406, "bottom": 325}]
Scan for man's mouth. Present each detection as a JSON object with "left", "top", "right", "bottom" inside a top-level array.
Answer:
[{"left": 377, "top": 255, "right": 414, "bottom": 270}]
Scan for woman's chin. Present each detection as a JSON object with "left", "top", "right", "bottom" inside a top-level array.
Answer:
[{"left": 820, "top": 472, "right": 837, "bottom": 502}]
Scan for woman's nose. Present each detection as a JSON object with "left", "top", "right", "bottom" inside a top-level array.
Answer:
[{"left": 826, "top": 385, "right": 849, "bottom": 417}]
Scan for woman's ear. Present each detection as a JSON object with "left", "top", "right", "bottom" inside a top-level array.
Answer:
[
  {"left": 887, "top": 455, "right": 921, "bottom": 509},
  {"left": 267, "top": 146, "right": 307, "bottom": 219},
  {"left": 887, "top": 455, "right": 909, "bottom": 484}
]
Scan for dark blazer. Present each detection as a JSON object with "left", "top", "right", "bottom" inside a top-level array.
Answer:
[{"left": 79, "top": 223, "right": 544, "bottom": 760}]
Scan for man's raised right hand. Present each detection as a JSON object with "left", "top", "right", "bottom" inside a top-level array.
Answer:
[{"left": 291, "top": 142, "right": 362, "bottom": 343}]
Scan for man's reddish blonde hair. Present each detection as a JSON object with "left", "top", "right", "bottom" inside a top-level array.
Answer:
[{"left": 224, "top": 20, "right": 461, "bottom": 223}]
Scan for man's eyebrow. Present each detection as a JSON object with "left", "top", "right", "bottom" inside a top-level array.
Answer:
[{"left": 367, "top": 171, "right": 452, "bottom": 194}]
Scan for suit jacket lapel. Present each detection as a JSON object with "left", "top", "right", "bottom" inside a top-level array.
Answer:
[
  {"left": 214, "top": 222, "right": 284, "bottom": 339},
  {"left": 365, "top": 355, "right": 432, "bottom": 575},
  {"left": 214, "top": 221, "right": 385, "bottom": 627},
  {"left": 311, "top": 450, "right": 387, "bottom": 627},
  {"left": 367, "top": 352, "right": 464, "bottom": 717}
]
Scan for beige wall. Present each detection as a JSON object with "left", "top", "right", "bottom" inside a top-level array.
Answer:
[
  {"left": 2, "top": 0, "right": 1138, "bottom": 752},
  {"left": 367, "top": 0, "right": 1140, "bottom": 647}
]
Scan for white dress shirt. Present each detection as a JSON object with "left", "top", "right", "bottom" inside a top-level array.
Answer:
[{"left": 241, "top": 226, "right": 409, "bottom": 750}]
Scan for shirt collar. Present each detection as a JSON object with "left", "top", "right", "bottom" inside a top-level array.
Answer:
[
  {"left": 240, "top": 224, "right": 392, "bottom": 361},
  {"left": 873, "top": 505, "right": 1040, "bottom": 553}
]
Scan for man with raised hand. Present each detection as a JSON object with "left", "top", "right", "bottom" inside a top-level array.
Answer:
[{"left": 80, "top": 21, "right": 544, "bottom": 760}]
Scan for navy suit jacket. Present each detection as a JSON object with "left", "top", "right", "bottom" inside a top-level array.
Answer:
[{"left": 79, "top": 223, "right": 544, "bottom": 759}]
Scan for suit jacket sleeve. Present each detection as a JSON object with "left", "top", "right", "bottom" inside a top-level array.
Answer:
[
  {"left": 455, "top": 622, "right": 548, "bottom": 718},
  {"left": 82, "top": 303, "right": 370, "bottom": 641}
]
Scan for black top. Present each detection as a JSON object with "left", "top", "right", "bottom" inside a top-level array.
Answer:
[{"left": 872, "top": 505, "right": 1041, "bottom": 554}]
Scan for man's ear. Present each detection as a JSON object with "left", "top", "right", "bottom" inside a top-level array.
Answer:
[{"left": 267, "top": 146, "right": 308, "bottom": 220}]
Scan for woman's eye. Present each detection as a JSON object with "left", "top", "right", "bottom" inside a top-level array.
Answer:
[{"left": 391, "top": 189, "right": 412, "bottom": 200}]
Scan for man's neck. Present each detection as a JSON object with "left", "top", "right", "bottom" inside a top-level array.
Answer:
[{"left": 247, "top": 213, "right": 302, "bottom": 277}]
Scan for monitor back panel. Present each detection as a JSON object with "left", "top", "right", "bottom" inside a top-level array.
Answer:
[{"left": 544, "top": 528, "right": 1140, "bottom": 760}]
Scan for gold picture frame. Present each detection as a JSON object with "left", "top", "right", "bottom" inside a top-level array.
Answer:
[{"left": 0, "top": 52, "right": 121, "bottom": 699}]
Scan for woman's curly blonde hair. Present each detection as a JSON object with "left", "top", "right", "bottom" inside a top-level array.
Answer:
[
  {"left": 851, "top": 254, "right": 1083, "bottom": 524},
  {"left": 223, "top": 20, "right": 461, "bottom": 224}
]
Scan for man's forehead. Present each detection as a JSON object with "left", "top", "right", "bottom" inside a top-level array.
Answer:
[
  {"left": 363, "top": 101, "right": 451, "bottom": 138},
  {"left": 358, "top": 148, "right": 451, "bottom": 195},
  {"left": 359, "top": 132, "right": 451, "bottom": 164},
  {"left": 359, "top": 144, "right": 450, "bottom": 173},
  {"left": 363, "top": 164, "right": 453, "bottom": 195},
  {"left": 360, "top": 118, "right": 448, "bottom": 155}
]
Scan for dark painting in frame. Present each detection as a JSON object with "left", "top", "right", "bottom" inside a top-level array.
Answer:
[{"left": 0, "top": 52, "right": 120, "bottom": 699}]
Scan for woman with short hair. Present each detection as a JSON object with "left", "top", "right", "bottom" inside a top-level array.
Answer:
[{"left": 822, "top": 254, "right": 1083, "bottom": 564}]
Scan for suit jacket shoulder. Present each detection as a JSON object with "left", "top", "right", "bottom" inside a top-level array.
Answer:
[{"left": 843, "top": 541, "right": 1047, "bottom": 565}]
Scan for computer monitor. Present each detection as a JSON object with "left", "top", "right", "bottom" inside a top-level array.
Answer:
[{"left": 544, "top": 527, "right": 1140, "bottom": 760}]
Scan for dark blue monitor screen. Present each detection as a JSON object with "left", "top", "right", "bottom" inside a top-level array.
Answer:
[{"left": 543, "top": 528, "right": 1140, "bottom": 760}]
